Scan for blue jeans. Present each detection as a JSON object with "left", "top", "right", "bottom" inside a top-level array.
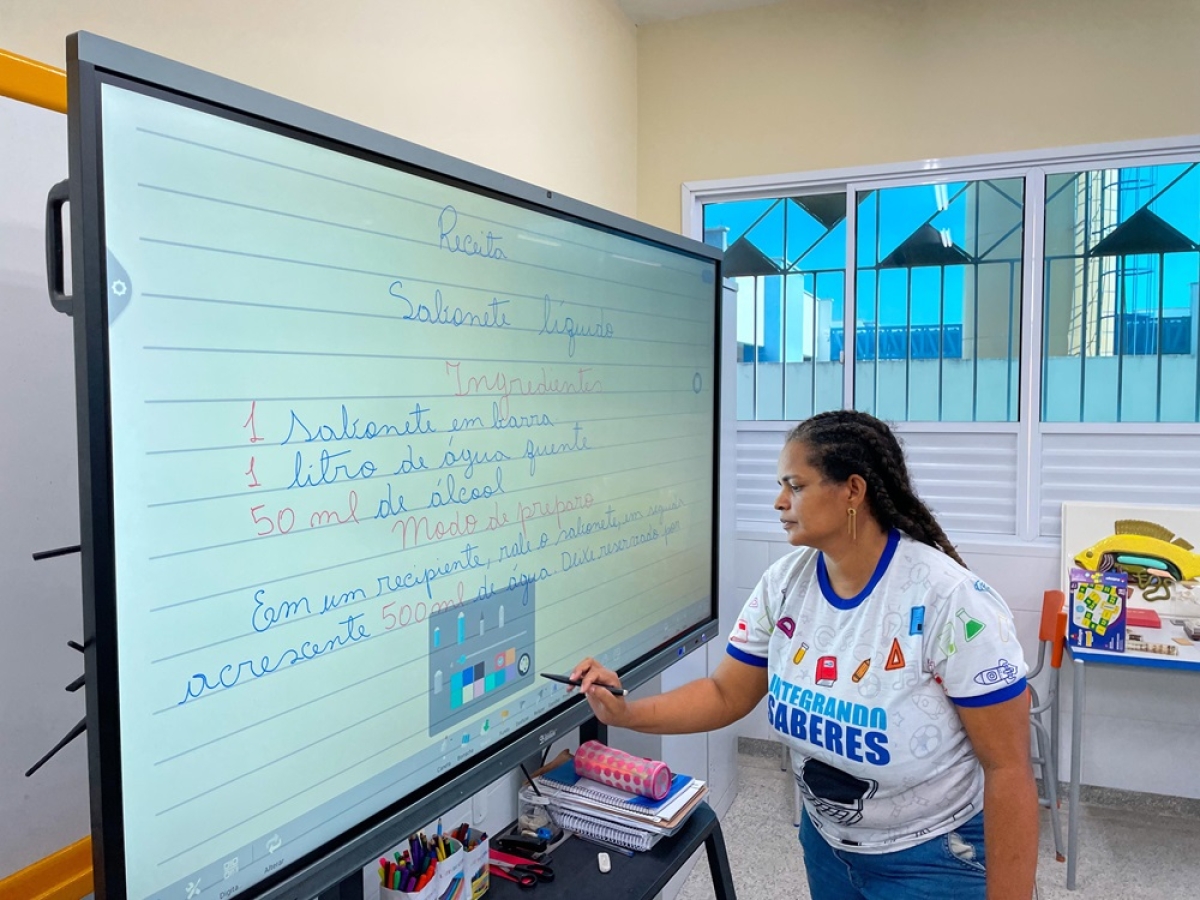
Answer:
[{"left": 798, "top": 809, "right": 986, "bottom": 900}]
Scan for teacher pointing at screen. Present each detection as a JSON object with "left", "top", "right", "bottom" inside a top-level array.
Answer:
[{"left": 572, "top": 410, "right": 1038, "bottom": 900}]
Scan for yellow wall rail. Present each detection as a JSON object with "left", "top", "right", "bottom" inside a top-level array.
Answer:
[
  {"left": 0, "top": 837, "right": 92, "bottom": 900},
  {"left": 0, "top": 48, "right": 67, "bottom": 113}
]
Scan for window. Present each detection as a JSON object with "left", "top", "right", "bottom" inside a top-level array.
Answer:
[
  {"left": 704, "top": 179, "right": 1023, "bottom": 422},
  {"left": 855, "top": 179, "right": 1024, "bottom": 422},
  {"left": 1043, "top": 163, "right": 1200, "bottom": 422},
  {"left": 704, "top": 194, "right": 846, "bottom": 421},
  {"left": 692, "top": 139, "right": 1200, "bottom": 541}
]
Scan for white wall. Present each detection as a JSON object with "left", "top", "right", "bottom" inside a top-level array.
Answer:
[{"left": 0, "top": 96, "right": 87, "bottom": 883}]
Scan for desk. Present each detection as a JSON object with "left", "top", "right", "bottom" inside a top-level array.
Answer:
[
  {"left": 1063, "top": 640, "right": 1200, "bottom": 889},
  {"left": 487, "top": 802, "right": 735, "bottom": 900}
]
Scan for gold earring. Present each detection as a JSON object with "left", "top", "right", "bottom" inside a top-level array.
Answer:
[{"left": 847, "top": 507, "right": 857, "bottom": 541}]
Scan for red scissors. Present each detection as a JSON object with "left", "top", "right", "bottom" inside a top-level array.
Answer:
[
  {"left": 489, "top": 855, "right": 554, "bottom": 889},
  {"left": 490, "top": 862, "right": 555, "bottom": 889}
]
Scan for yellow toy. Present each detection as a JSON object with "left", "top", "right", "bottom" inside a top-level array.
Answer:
[{"left": 1074, "top": 519, "right": 1200, "bottom": 585}]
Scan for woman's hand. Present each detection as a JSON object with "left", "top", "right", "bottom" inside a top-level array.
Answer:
[
  {"left": 567, "top": 653, "right": 767, "bottom": 736},
  {"left": 570, "top": 657, "right": 629, "bottom": 727}
]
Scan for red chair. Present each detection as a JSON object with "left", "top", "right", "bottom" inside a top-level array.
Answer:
[{"left": 1027, "top": 589, "right": 1067, "bottom": 862}]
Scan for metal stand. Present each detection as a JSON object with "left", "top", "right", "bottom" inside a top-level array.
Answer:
[
  {"left": 487, "top": 802, "right": 736, "bottom": 900},
  {"left": 1066, "top": 656, "right": 1085, "bottom": 890},
  {"left": 579, "top": 718, "right": 608, "bottom": 745}
]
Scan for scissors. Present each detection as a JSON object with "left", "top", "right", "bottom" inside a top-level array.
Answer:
[
  {"left": 489, "top": 860, "right": 554, "bottom": 889},
  {"left": 489, "top": 858, "right": 554, "bottom": 888}
]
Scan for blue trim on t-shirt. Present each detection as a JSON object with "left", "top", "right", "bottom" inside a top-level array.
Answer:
[
  {"left": 726, "top": 644, "right": 769, "bottom": 667},
  {"left": 817, "top": 528, "right": 901, "bottom": 610},
  {"left": 952, "top": 677, "right": 1028, "bottom": 708}
]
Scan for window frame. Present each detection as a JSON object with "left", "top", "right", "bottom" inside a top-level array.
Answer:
[{"left": 685, "top": 134, "right": 1200, "bottom": 540}]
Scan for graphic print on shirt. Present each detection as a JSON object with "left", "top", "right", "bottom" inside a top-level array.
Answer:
[
  {"left": 936, "top": 621, "right": 957, "bottom": 657},
  {"left": 857, "top": 671, "right": 882, "bottom": 700},
  {"left": 768, "top": 672, "right": 891, "bottom": 767},
  {"left": 797, "top": 757, "right": 878, "bottom": 827},
  {"left": 815, "top": 655, "right": 838, "bottom": 686},
  {"left": 909, "top": 605, "right": 925, "bottom": 635},
  {"left": 730, "top": 534, "right": 1030, "bottom": 852},
  {"left": 973, "top": 658, "right": 1020, "bottom": 687},
  {"left": 909, "top": 723, "right": 942, "bottom": 759},
  {"left": 956, "top": 608, "right": 987, "bottom": 641},
  {"left": 884, "top": 638, "right": 906, "bottom": 671},
  {"left": 888, "top": 777, "right": 935, "bottom": 821},
  {"left": 733, "top": 587, "right": 774, "bottom": 644},
  {"left": 995, "top": 611, "right": 1013, "bottom": 642}
]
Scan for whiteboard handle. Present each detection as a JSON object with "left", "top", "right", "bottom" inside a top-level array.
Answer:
[{"left": 45, "top": 178, "right": 73, "bottom": 316}]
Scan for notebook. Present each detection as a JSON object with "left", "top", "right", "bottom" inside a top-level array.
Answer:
[
  {"left": 536, "top": 758, "right": 696, "bottom": 815},
  {"left": 552, "top": 808, "right": 663, "bottom": 852}
]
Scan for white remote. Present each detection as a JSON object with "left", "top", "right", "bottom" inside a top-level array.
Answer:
[{"left": 597, "top": 851, "right": 611, "bottom": 873}]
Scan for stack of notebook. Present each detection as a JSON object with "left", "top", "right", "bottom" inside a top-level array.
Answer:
[{"left": 531, "top": 756, "right": 708, "bottom": 852}]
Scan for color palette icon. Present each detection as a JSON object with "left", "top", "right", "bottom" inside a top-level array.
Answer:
[{"left": 449, "top": 647, "right": 517, "bottom": 708}]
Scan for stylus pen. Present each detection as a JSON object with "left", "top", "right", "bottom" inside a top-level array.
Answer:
[{"left": 540, "top": 672, "right": 627, "bottom": 696}]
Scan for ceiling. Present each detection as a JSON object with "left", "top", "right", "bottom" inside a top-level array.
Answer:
[{"left": 615, "top": 0, "right": 785, "bottom": 25}]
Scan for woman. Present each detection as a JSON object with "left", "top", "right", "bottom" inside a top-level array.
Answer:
[{"left": 572, "top": 410, "right": 1038, "bottom": 900}]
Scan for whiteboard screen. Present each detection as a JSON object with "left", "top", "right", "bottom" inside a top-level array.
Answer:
[{"left": 85, "top": 76, "right": 718, "bottom": 900}]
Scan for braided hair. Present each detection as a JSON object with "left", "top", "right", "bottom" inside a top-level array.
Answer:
[{"left": 786, "top": 410, "right": 966, "bottom": 567}]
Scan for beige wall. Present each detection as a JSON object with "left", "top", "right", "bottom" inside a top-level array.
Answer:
[
  {"left": 0, "top": 0, "right": 639, "bottom": 215},
  {"left": 637, "top": 0, "right": 1200, "bottom": 231}
]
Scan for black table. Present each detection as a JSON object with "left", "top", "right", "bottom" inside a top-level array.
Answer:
[{"left": 486, "top": 802, "right": 736, "bottom": 900}]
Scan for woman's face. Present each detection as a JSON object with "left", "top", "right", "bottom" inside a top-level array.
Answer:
[{"left": 774, "top": 440, "right": 849, "bottom": 549}]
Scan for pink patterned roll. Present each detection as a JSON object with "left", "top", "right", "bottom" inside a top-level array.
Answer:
[{"left": 574, "top": 740, "right": 674, "bottom": 800}]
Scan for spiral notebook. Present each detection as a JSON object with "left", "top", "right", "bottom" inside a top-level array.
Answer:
[
  {"left": 536, "top": 758, "right": 695, "bottom": 815},
  {"left": 553, "top": 808, "right": 662, "bottom": 852}
]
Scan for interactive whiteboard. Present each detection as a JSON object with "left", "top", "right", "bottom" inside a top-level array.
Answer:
[{"left": 67, "top": 35, "right": 721, "bottom": 900}]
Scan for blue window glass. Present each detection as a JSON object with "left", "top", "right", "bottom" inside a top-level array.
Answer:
[
  {"left": 1043, "top": 163, "right": 1200, "bottom": 422},
  {"left": 854, "top": 179, "right": 1024, "bottom": 422},
  {"left": 704, "top": 194, "right": 847, "bottom": 421}
]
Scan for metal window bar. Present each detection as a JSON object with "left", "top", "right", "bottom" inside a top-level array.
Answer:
[
  {"left": 1078, "top": 175, "right": 1091, "bottom": 422},
  {"left": 904, "top": 268, "right": 912, "bottom": 421},
  {"left": 973, "top": 188, "right": 982, "bottom": 422},
  {"left": 1116, "top": 256, "right": 1126, "bottom": 421},
  {"left": 1156, "top": 252, "right": 1165, "bottom": 422},
  {"left": 752, "top": 276, "right": 759, "bottom": 419},
  {"left": 779, "top": 273, "right": 787, "bottom": 418},
  {"left": 810, "top": 272, "right": 819, "bottom": 416},
  {"left": 1008, "top": 260, "right": 1017, "bottom": 421},
  {"left": 973, "top": 271, "right": 982, "bottom": 421},
  {"left": 874, "top": 194, "right": 882, "bottom": 416},
  {"left": 1041, "top": 260, "right": 1053, "bottom": 418},
  {"left": 937, "top": 266, "right": 945, "bottom": 421}
]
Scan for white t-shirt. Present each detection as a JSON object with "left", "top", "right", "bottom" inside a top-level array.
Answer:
[{"left": 728, "top": 530, "right": 1027, "bottom": 853}]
